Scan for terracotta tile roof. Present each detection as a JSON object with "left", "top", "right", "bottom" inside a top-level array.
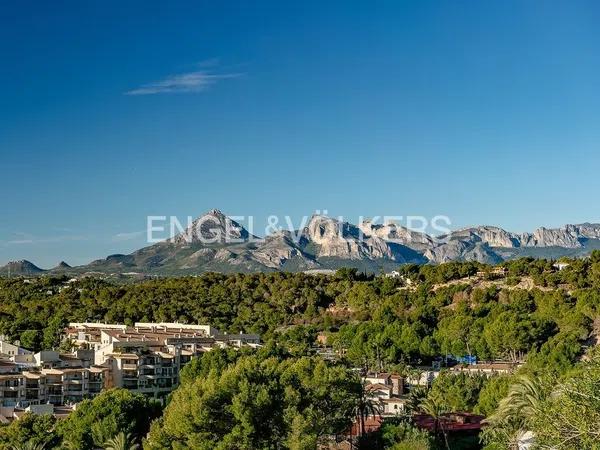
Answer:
[
  {"left": 413, "top": 413, "right": 484, "bottom": 432},
  {"left": 365, "top": 383, "right": 390, "bottom": 391}
]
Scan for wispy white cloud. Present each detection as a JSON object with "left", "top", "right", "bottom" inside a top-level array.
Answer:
[
  {"left": 112, "top": 230, "right": 146, "bottom": 242},
  {"left": 7, "top": 239, "right": 34, "bottom": 245},
  {"left": 5, "top": 232, "right": 33, "bottom": 245},
  {"left": 125, "top": 69, "right": 240, "bottom": 95},
  {"left": 52, "top": 226, "right": 74, "bottom": 233},
  {"left": 1, "top": 232, "right": 88, "bottom": 246}
]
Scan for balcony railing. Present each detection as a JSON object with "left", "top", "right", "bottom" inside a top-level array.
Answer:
[{"left": 63, "top": 386, "right": 83, "bottom": 393}]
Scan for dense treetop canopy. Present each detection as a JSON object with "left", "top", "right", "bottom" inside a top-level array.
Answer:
[{"left": 3, "top": 254, "right": 600, "bottom": 449}]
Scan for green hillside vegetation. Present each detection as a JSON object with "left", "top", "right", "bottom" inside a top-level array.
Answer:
[{"left": 2, "top": 253, "right": 600, "bottom": 448}]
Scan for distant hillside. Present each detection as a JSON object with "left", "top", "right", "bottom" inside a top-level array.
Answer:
[
  {"left": 0, "top": 260, "right": 45, "bottom": 276},
  {"left": 3, "top": 209, "right": 600, "bottom": 276}
]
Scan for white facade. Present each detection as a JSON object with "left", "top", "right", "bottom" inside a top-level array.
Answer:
[
  {"left": 382, "top": 398, "right": 406, "bottom": 416},
  {"left": 0, "top": 341, "right": 32, "bottom": 358},
  {"left": 66, "top": 322, "right": 261, "bottom": 401}
]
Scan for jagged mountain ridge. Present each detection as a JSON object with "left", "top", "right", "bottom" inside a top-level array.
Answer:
[
  {"left": 2, "top": 210, "right": 600, "bottom": 276},
  {"left": 443, "top": 223, "right": 600, "bottom": 249}
]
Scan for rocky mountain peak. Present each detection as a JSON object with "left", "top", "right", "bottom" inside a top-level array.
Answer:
[
  {"left": 520, "top": 226, "right": 582, "bottom": 248},
  {"left": 170, "top": 209, "right": 253, "bottom": 246},
  {"left": 306, "top": 215, "right": 359, "bottom": 243},
  {"left": 207, "top": 208, "right": 225, "bottom": 217},
  {"left": 446, "top": 226, "right": 521, "bottom": 248},
  {"left": 0, "top": 260, "right": 45, "bottom": 275},
  {"left": 359, "top": 219, "right": 434, "bottom": 251},
  {"left": 305, "top": 215, "right": 398, "bottom": 260},
  {"left": 570, "top": 223, "right": 600, "bottom": 240}
]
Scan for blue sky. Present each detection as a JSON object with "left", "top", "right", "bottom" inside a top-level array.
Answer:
[{"left": 1, "top": 0, "right": 600, "bottom": 267}]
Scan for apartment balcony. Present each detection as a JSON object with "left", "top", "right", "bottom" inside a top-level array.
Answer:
[
  {"left": 139, "top": 359, "right": 157, "bottom": 367},
  {"left": 64, "top": 385, "right": 83, "bottom": 391},
  {"left": 141, "top": 374, "right": 157, "bottom": 380},
  {"left": 1, "top": 391, "right": 20, "bottom": 398},
  {"left": 47, "top": 395, "right": 63, "bottom": 405},
  {"left": 64, "top": 378, "right": 83, "bottom": 384},
  {"left": 138, "top": 386, "right": 160, "bottom": 394},
  {"left": 122, "top": 364, "right": 138, "bottom": 371},
  {"left": 0, "top": 385, "right": 21, "bottom": 391}
]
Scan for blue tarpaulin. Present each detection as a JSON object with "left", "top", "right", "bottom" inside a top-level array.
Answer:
[{"left": 449, "top": 355, "right": 477, "bottom": 365}]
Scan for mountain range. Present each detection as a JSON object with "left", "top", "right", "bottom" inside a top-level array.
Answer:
[{"left": 3, "top": 209, "right": 600, "bottom": 277}]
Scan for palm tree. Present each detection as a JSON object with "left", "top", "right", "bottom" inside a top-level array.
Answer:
[
  {"left": 406, "top": 366, "right": 424, "bottom": 387},
  {"left": 482, "top": 375, "right": 547, "bottom": 449},
  {"left": 103, "top": 432, "right": 139, "bottom": 450},
  {"left": 355, "top": 381, "right": 383, "bottom": 437},
  {"left": 419, "top": 393, "right": 450, "bottom": 450},
  {"left": 60, "top": 438, "right": 81, "bottom": 450},
  {"left": 406, "top": 385, "right": 427, "bottom": 414},
  {"left": 11, "top": 441, "right": 45, "bottom": 450}
]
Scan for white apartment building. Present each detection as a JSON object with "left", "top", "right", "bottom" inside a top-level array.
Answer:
[
  {"left": 0, "top": 322, "right": 259, "bottom": 421},
  {"left": 0, "top": 322, "right": 261, "bottom": 412},
  {"left": 66, "top": 322, "right": 261, "bottom": 400},
  {"left": 0, "top": 350, "right": 107, "bottom": 408}
]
